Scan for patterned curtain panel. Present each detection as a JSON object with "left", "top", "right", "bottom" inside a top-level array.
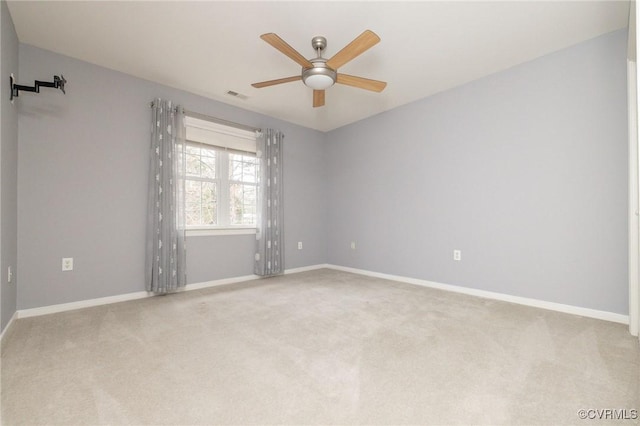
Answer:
[
  {"left": 255, "top": 129, "right": 284, "bottom": 276},
  {"left": 145, "top": 99, "right": 187, "bottom": 293}
]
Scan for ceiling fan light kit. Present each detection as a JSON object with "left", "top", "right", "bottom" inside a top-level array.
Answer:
[
  {"left": 253, "top": 30, "right": 386, "bottom": 108},
  {"left": 302, "top": 63, "right": 336, "bottom": 90}
]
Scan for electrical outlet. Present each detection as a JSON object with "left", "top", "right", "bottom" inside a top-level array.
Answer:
[
  {"left": 297, "top": 241, "right": 303, "bottom": 250},
  {"left": 62, "top": 257, "right": 73, "bottom": 271},
  {"left": 7, "top": 266, "right": 12, "bottom": 283},
  {"left": 453, "top": 250, "right": 461, "bottom": 261},
  {"left": 351, "top": 242, "right": 356, "bottom": 250}
]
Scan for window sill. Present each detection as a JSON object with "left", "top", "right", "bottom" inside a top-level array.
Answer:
[{"left": 186, "top": 228, "right": 256, "bottom": 237}]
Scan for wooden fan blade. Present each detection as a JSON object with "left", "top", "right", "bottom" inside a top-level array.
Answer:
[
  {"left": 336, "top": 74, "right": 387, "bottom": 92},
  {"left": 252, "top": 76, "right": 301, "bottom": 88},
  {"left": 313, "top": 90, "right": 325, "bottom": 108},
  {"left": 326, "top": 30, "right": 380, "bottom": 70},
  {"left": 260, "top": 33, "right": 313, "bottom": 68}
]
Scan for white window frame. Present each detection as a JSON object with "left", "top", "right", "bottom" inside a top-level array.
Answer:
[{"left": 183, "top": 116, "right": 258, "bottom": 237}]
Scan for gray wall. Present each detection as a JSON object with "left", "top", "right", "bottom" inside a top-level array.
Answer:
[
  {"left": 1, "top": 0, "right": 19, "bottom": 331},
  {"left": 14, "top": 29, "right": 631, "bottom": 316},
  {"left": 17, "top": 45, "right": 327, "bottom": 309},
  {"left": 327, "top": 29, "right": 629, "bottom": 315}
]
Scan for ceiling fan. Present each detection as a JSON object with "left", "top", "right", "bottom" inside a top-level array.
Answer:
[{"left": 252, "top": 30, "right": 387, "bottom": 108}]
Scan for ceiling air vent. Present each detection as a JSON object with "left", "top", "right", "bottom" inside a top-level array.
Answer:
[{"left": 226, "top": 90, "right": 248, "bottom": 101}]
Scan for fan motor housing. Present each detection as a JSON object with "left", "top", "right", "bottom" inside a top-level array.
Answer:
[{"left": 302, "top": 59, "right": 336, "bottom": 90}]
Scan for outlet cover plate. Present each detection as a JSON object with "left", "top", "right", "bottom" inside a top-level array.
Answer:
[
  {"left": 453, "top": 250, "right": 461, "bottom": 261},
  {"left": 62, "top": 258, "right": 73, "bottom": 271}
]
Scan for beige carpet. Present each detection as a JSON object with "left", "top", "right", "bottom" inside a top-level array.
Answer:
[{"left": 1, "top": 269, "right": 638, "bottom": 425}]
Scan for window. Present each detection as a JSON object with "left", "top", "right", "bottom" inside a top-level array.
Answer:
[
  {"left": 184, "top": 116, "right": 258, "bottom": 230},
  {"left": 228, "top": 153, "right": 258, "bottom": 225}
]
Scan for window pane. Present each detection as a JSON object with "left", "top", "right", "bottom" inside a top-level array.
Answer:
[
  {"left": 201, "top": 182, "right": 217, "bottom": 225},
  {"left": 243, "top": 157, "right": 258, "bottom": 183},
  {"left": 185, "top": 180, "right": 202, "bottom": 226},
  {"left": 185, "top": 179, "right": 218, "bottom": 226},
  {"left": 186, "top": 153, "right": 201, "bottom": 176},
  {"left": 230, "top": 183, "right": 257, "bottom": 225},
  {"left": 229, "top": 153, "right": 258, "bottom": 183},
  {"left": 186, "top": 145, "right": 201, "bottom": 156},
  {"left": 229, "top": 157, "right": 242, "bottom": 181},
  {"left": 243, "top": 160, "right": 257, "bottom": 183},
  {"left": 186, "top": 144, "right": 217, "bottom": 179},
  {"left": 200, "top": 155, "right": 216, "bottom": 179},
  {"left": 186, "top": 202, "right": 201, "bottom": 226}
]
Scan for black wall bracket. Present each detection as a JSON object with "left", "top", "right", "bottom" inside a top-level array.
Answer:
[{"left": 10, "top": 73, "right": 67, "bottom": 101}]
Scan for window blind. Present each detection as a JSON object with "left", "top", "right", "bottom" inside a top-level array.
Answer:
[{"left": 185, "top": 116, "right": 257, "bottom": 154}]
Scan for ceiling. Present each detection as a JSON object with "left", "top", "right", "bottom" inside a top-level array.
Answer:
[{"left": 7, "top": 1, "right": 630, "bottom": 132}]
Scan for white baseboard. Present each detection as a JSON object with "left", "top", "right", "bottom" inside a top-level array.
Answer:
[
  {"left": 284, "top": 264, "right": 330, "bottom": 275},
  {"left": 18, "top": 290, "right": 152, "bottom": 319},
  {"left": 326, "top": 264, "right": 629, "bottom": 325},
  {"left": 0, "top": 310, "right": 18, "bottom": 345},
  {"left": 15, "top": 264, "right": 329, "bottom": 319},
  {"left": 184, "top": 274, "right": 261, "bottom": 291}
]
